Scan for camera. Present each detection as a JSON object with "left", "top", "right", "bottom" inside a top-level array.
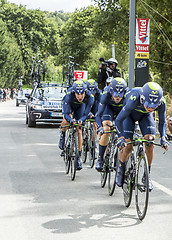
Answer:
[{"left": 99, "top": 57, "right": 109, "bottom": 69}]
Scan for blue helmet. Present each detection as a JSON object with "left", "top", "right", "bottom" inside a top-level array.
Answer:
[
  {"left": 86, "top": 79, "right": 98, "bottom": 95},
  {"left": 72, "top": 80, "right": 87, "bottom": 94},
  {"left": 141, "top": 82, "right": 163, "bottom": 109},
  {"left": 109, "top": 77, "right": 127, "bottom": 98}
]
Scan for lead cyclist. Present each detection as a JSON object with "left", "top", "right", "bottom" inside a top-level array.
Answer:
[{"left": 115, "top": 82, "right": 169, "bottom": 191}]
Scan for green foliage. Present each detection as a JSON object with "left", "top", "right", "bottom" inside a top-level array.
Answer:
[
  {"left": 45, "top": 11, "right": 72, "bottom": 27},
  {"left": 0, "top": 18, "right": 24, "bottom": 87},
  {"left": 57, "top": 6, "right": 98, "bottom": 66},
  {"left": 85, "top": 41, "right": 112, "bottom": 80},
  {"left": 0, "top": 0, "right": 171, "bottom": 96},
  {"left": 0, "top": 0, "right": 69, "bottom": 87}
]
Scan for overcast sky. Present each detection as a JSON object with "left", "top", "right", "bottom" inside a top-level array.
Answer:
[{"left": 7, "top": 0, "right": 95, "bottom": 12}]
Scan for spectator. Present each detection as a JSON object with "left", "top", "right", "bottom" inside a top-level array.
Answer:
[
  {"left": 97, "top": 58, "right": 121, "bottom": 90},
  {"left": 0, "top": 88, "right": 3, "bottom": 102},
  {"left": 3, "top": 89, "right": 6, "bottom": 102},
  {"left": 166, "top": 116, "right": 172, "bottom": 140}
]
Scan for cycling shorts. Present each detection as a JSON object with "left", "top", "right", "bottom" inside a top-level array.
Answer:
[
  {"left": 70, "top": 103, "right": 86, "bottom": 120},
  {"left": 123, "top": 111, "right": 156, "bottom": 140},
  {"left": 102, "top": 105, "right": 118, "bottom": 122}
]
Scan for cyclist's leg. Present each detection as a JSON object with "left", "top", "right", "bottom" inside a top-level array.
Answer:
[
  {"left": 96, "top": 105, "right": 113, "bottom": 171},
  {"left": 91, "top": 104, "right": 98, "bottom": 140},
  {"left": 59, "top": 115, "right": 70, "bottom": 150},
  {"left": 73, "top": 105, "right": 85, "bottom": 169},
  {"left": 119, "top": 115, "right": 135, "bottom": 163},
  {"left": 116, "top": 115, "right": 135, "bottom": 187},
  {"left": 74, "top": 104, "right": 85, "bottom": 153},
  {"left": 139, "top": 113, "right": 156, "bottom": 169},
  {"left": 139, "top": 114, "right": 156, "bottom": 190}
]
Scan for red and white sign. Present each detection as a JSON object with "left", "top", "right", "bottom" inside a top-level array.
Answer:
[
  {"left": 136, "top": 44, "right": 149, "bottom": 52},
  {"left": 74, "top": 70, "right": 88, "bottom": 81},
  {"left": 136, "top": 18, "right": 150, "bottom": 54}
]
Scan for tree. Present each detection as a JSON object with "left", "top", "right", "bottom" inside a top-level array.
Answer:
[
  {"left": 0, "top": 19, "right": 24, "bottom": 87},
  {"left": 57, "top": 6, "right": 99, "bottom": 66}
]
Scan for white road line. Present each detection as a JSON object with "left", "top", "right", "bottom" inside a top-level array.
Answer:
[{"left": 152, "top": 180, "right": 172, "bottom": 197}]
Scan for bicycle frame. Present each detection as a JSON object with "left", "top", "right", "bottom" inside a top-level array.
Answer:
[
  {"left": 123, "top": 138, "right": 162, "bottom": 220},
  {"left": 100, "top": 127, "right": 118, "bottom": 189},
  {"left": 62, "top": 124, "right": 79, "bottom": 181},
  {"left": 81, "top": 119, "right": 96, "bottom": 168}
]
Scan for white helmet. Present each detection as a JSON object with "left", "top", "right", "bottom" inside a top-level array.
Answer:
[
  {"left": 108, "top": 58, "right": 118, "bottom": 65},
  {"left": 106, "top": 77, "right": 114, "bottom": 83}
]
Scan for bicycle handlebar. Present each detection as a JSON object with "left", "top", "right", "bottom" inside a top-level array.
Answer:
[
  {"left": 127, "top": 139, "right": 161, "bottom": 147},
  {"left": 126, "top": 138, "right": 167, "bottom": 154},
  {"left": 61, "top": 123, "right": 80, "bottom": 128},
  {"left": 86, "top": 118, "right": 96, "bottom": 122}
]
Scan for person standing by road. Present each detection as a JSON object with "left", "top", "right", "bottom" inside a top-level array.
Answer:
[{"left": 97, "top": 58, "right": 121, "bottom": 90}]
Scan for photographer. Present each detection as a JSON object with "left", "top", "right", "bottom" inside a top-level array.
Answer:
[{"left": 97, "top": 58, "right": 121, "bottom": 90}]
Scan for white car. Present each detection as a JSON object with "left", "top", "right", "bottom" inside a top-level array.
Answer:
[{"left": 16, "top": 89, "right": 31, "bottom": 107}]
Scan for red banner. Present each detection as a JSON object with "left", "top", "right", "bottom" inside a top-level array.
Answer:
[
  {"left": 74, "top": 71, "right": 84, "bottom": 81},
  {"left": 137, "top": 18, "right": 149, "bottom": 43},
  {"left": 135, "top": 44, "right": 149, "bottom": 52}
]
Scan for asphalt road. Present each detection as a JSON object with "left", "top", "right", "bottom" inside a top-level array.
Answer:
[{"left": 0, "top": 100, "right": 172, "bottom": 240}]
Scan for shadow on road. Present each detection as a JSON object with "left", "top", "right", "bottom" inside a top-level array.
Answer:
[{"left": 42, "top": 212, "right": 140, "bottom": 233}]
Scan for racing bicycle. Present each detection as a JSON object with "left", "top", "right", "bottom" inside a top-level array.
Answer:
[
  {"left": 62, "top": 56, "right": 79, "bottom": 87},
  {"left": 62, "top": 123, "right": 79, "bottom": 181},
  {"left": 100, "top": 125, "right": 119, "bottom": 196},
  {"left": 81, "top": 118, "right": 96, "bottom": 168},
  {"left": 122, "top": 136, "right": 162, "bottom": 220}
]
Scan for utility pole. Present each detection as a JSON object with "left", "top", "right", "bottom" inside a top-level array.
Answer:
[
  {"left": 112, "top": 44, "right": 115, "bottom": 59},
  {"left": 128, "top": 0, "right": 136, "bottom": 88}
]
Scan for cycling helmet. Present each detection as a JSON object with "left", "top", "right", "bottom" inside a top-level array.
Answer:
[
  {"left": 109, "top": 77, "right": 127, "bottom": 98},
  {"left": 141, "top": 82, "right": 163, "bottom": 109},
  {"left": 86, "top": 79, "right": 98, "bottom": 95},
  {"left": 106, "top": 77, "right": 114, "bottom": 84},
  {"left": 108, "top": 58, "right": 118, "bottom": 65},
  {"left": 72, "top": 80, "right": 87, "bottom": 94}
]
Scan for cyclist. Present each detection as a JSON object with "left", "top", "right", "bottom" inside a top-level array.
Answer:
[
  {"left": 95, "top": 77, "right": 127, "bottom": 171},
  {"left": 59, "top": 80, "right": 94, "bottom": 170},
  {"left": 86, "top": 79, "right": 101, "bottom": 118},
  {"left": 97, "top": 58, "right": 121, "bottom": 90},
  {"left": 115, "top": 82, "right": 169, "bottom": 190},
  {"left": 86, "top": 79, "right": 101, "bottom": 158}
]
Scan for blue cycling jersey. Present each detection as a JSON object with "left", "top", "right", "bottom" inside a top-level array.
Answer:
[
  {"left": 96, "top": 86, "right": 124, "bottom": 128},
  {"left": 115, "top": 87, "right": 167, "bottom": 138},
  {"left": 90, "top": 88, "right": 101, "bottom": 116},
  {"left": 62, "top": 87, "right": 94, "bottom": 122}
]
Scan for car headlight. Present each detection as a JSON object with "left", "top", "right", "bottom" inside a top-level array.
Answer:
[{"left": 32, "top": 104, "right": 43, "bottom": 110}]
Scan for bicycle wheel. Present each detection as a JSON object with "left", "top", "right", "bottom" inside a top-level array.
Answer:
[
  {"left": 64, "top": 145, "right": 70, "bottom": 174},
  {"left": 81, "top": 142, "right": 87, "bottom": 163},
  {"left": 70, "top": 131, "right": 78, "bottom": 181},
  {"left": 108, "top": 146, "right": 119, "bottom": 196},
  {"left": 81, "top": 128, "right": 88, "bottom": 163},
  {"left": 135, "top": 153, "right": 149, "bottom": 220},
  {"left": 101, "top": 169, "right": 108, "bottom": 188},
  {"left": 89, "top": 126, "right": 96, "bottom": 168},
  {"left": 123, "top": 156, "right": 133, "bottom": 208},
  {"left": 101, "top": 140, "right": 111, "bottom": 188}
]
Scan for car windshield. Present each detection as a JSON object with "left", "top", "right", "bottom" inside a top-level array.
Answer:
[
  {"left": 18, "top": 89, "right": 31, "bottom": 97},
  {"left": 34, "top": 87, "right": 65, "bottom": 99}
]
